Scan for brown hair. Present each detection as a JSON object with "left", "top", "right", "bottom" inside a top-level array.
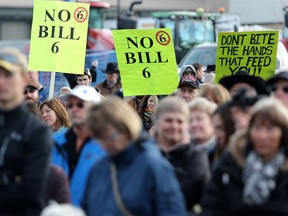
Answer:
[
  {"left": 138, "top": 95, "right": 158, "bottom": 118},
  {"left": 86, "top": 96, "right": 142, "bottom": 141},
  {"left": 39, "top": 99, "right": 71, "bottom": 131},
  {"left": 248, "top": 98, "right": 288, "bottom": 148},
  {"left": 198, "top": 84, "right": 231, "bottom": 105},
  {"left": 213, "top": 102, "right": 235, "bottom": 158}
]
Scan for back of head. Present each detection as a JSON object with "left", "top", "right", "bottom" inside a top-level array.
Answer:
[
  {"left": 86, "top": 96, "right": 142, "bottom": 141},
  {"left": 154, "top": 96, "right": 189, "bottom": 122},
  {"left": 199, "top": 84, "right": 231, "bottom": 105}
]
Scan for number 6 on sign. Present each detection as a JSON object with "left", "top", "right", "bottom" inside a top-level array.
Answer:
[
  {"left": 51, "top": 41, "right": 60, "bottom": 53},
  {"left": 142, "top": 67, "right": 151, "bottom": 78}
]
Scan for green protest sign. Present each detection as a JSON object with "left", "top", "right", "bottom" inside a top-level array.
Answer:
[
  {"left": 112, "top": 28, "right": 178, "bottom": 96},
  {"left": 216, "top": 31, "right": 278, "bottom": 82}
]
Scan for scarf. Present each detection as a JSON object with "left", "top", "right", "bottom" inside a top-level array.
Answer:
[
  {"left": 242, "top": 150, "right": 285, "bottom": 205},
  {"left": 143, "top": 109, "right": 153, "bottom": 122}
]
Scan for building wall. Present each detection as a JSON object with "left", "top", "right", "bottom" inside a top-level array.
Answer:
[
  {"left": 229, "top": 0, "right": 288, "bottom": 24},
  {"left": 0, "top": 0, "right": 228, "bottom": 13}
]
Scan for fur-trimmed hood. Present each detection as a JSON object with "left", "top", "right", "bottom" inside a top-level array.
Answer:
[{"left": 227, "top": 130, "right": 288, "bottom": 171}]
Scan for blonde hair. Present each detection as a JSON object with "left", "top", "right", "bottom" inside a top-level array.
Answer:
[
  {"left": 188, "top": 97, "right": 217, "bottom": 117},
  {"left": 154, "top": 96, "right": 189, "bottom": 122},
  {"left": 198, "top": 84, "right": 231, "bottom": 105},
  {"left": 86, "top": 96, "right": 142, "bottom": 141}
]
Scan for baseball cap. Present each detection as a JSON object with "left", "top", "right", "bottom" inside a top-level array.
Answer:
[
  {"left": 178, "top": 77, "right": 200, "bottom": 89},
  {"left": 26, "top": 80, "right": 38, "bottom": 90},
  {"left": 0, "top": 47, "right": 28, "bottom": 73},
  {"left": 69, "top": 85, "right": 102, "bottom": 103}
]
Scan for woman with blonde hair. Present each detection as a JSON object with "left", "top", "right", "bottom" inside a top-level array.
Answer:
[
  {"left": 83, "top": 97, "right": 186, "bottom": 216},
  {"left": 202, "top": 98, "right": 288, "bottom": 215},
  {"left": 40, "top": 99, "right": 71, "bottom": 133},
  {"left": 189, "top": 97, "right": 217, "bottom": 153},
  {"left": 198, "top": 84, "right": 231, "bottom": 105}
]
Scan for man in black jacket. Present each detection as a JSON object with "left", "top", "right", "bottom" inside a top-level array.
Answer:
[{"left": 0, "top": 47, "right": 52, "bottom": 215}]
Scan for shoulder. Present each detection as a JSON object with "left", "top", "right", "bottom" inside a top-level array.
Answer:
[
  {"left": 226, "top": 130, "right": 249, "bottom": 168},
  {"left": 140, "top": 140, "right": 174, "bottom": 171}
]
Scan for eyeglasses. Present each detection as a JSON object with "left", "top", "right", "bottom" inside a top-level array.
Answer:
[
  {"left": 24, "top": 89, "right": 36, "bottom": 94},
  {"left": 98, "top": 131, "right": 119, "bottom": 144},
  {"left": 270, "top": 85, "right": 288, "bottom": 94},
  {"left": 67, "top": 102, "right": 84, "bottom": 109}
]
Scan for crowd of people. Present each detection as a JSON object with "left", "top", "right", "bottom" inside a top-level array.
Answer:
[{"left": 2, "top": 46, "right": 288, "bottom": 216}]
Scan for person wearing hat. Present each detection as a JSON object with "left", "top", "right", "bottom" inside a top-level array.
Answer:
[
  {"left": 52, "top": 85, "right": 106, "bottom": 206},
  {"left": 219, "top": 70, "right": 268, "bottom": 97},
  {"left": 25, "top": 70, "right": 50, "bottom": 104},
  {"left": 177, "top": 75, "right": 200, "bottom": 103},
  {"left": 267, "top": 71, "right": 288, "bottom": 107},
  {"left": 75, "top": 69, "right": 92, "bottom": 86},
  {"left": 0, "top": 47, "right": 52, "bottom": 215},
  {"left": 192, "top": 62, "right": 205, "bottom": 84},
  {"left": 179, "top": 65, "right": 197, "bottom": 80},
  {"left": 96, "top": 62, "right": 122, "bottom": 96},
  {"left": 24, "top": 79, "right": 39, "bottom": 105}
]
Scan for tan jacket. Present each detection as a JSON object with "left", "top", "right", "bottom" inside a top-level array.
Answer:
[{"left": 95, "top": 80, "right": 122, "bottom": 96}]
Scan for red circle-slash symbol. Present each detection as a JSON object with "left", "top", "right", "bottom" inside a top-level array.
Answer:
[
  {"left": 74, "top": 7, "right": 88, "bottom": 23},
  {"left": 156, "top": 31, "right": 170, "bottom": 46}
]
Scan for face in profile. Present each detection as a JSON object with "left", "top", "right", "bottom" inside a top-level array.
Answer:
[
  {"left": 270, "top": 80, "right": 288, "bottom": 108},
  {"left": 96, "top": 124, "right": 129, "bottom": 156},
  {"left": 212, "top": 113, "right": 226, "bottom": 147}
]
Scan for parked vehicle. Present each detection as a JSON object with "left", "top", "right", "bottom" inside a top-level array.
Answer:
[{"left": 152, "top": 10, "right": 240, "bottom": 63}]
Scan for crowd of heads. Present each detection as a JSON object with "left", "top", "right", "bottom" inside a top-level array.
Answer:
[{"left": 2, "top": 46, "right": 288, "bottom": 215}]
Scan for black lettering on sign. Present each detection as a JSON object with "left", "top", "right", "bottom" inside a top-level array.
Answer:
[
  {"left": 221, "top": 34, "right": 247, "bottom": 45},
  {"left": 126, "top": 37, "right": 153, "bottom": 49}
]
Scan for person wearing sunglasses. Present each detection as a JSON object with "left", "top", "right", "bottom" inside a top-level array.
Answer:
[
  {"left": 52, "top": 85, "right": 106, "bottom": 207},
  {"left": 24, "top": 80, "right": 39, "bottom": 106},
  {"left": 267, "top": 71, "right": 288, "bottom": 108}
]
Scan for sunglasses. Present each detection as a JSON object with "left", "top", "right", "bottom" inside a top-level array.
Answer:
[
  {"left": 24, "top": 89, "right": 36, "bottom": 94},
  {"left": 270, "top": 85, "right": 288, "bottom": 93},
  {"left": 67, "top": 102, "right": 84, "bottom": 109}
]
